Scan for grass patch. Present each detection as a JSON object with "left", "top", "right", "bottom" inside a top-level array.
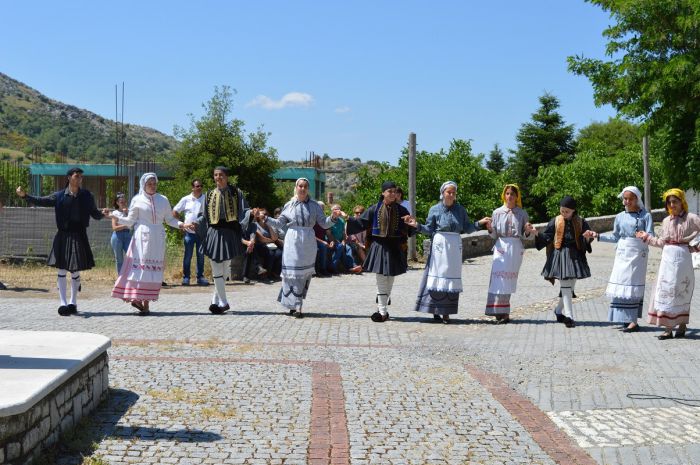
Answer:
[{"left": 200, "top": 406, "right": 238, "bottom": 420}]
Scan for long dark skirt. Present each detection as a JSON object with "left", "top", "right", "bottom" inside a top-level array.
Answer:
[
  {"left": 47, "top": 230, "right": 95, "bottom": 272},
  {"left": 202, "top": 227, "right": 244, "bottom": 263},
  {"left": 363, "top": 238, "right": 407, "bottom": 277}
]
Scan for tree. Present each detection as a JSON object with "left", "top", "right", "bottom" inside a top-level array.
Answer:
[
  {"left": 169, "top": 86, "right": 280, "bottom": 209},
  {"left": 508, "top": 93, "right": 575, "bottom": 221},
  {"left": 568, "top": 0, "right": 700, "bottom": 187},
  {"left": 486, "top": 143, "right": 506, "bottom": 173},
  {"left": 576, "top": 118, "right": 640, "bottom": 154}
]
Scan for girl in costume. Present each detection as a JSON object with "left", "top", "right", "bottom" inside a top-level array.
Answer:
[
  {"left": 636, "top": 189, "right": 700, "bottom": 340},
  {"left": 484, "top": 184, "right": 531, "bottom": 324},
  {"left": 527, "top": 196, "right": 595, "bottom": 328},
  {"left": 413, "top": 181, "right": 489, "bottom": 323}
]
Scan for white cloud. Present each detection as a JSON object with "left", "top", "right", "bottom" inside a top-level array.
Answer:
[
  {"left": 246, "top": 92, "right": 314, "bottom": 110},
  {"left": 334, "top": 106, "right": 351, "bottom": 114}
]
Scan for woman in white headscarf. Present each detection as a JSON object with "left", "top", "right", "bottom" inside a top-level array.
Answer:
[
  {"left": 589, "top": 186, "right": 654, "bottom": 332},
  {"left": 104, "top": 173, "right": 184, "bottom": 314},
  {"left": 265, "top": 178, "right": 341, "bottom": 318},
  {"left": 410, "top": 181, "right": 490, "bottom": 323}
]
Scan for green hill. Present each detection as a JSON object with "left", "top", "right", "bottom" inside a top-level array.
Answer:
[{"left": 0, "top": 72, "right": 178, "bottom": 163}]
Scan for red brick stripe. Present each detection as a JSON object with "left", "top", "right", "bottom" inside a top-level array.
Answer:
[
  {"left": 113, "top": 355, "right": 350, "bottom": 465},
  {"left": 465, "top": 364, "right": 596, "bottom": 465}
]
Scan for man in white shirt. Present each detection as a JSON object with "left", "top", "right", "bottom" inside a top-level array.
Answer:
[{"left": 172, "top": 179, "right": 208, "bottom": 286}]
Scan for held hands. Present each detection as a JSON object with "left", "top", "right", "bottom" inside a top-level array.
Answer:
[
  {"left": 479, "top": 216, "right": 492, "bottom": 232},
  {"left": 524, "top": 222, "right": 537, "bottom": 236},
  {"left": 16, "top": 186, "right": 26, "bottom": 198},
  {"left": 582, "top": 230, "right": 596, "bottom": 241},
  {"left": 402, "top": 215, "right": 418, "bottom": 228},
  {"left": 101, "top": 208, "right": 113, "bottom": 218},
  {"left": 182, "top": 223, "right": 196, "bottom": 233},
  {"left": 636, "top": 231, "right": 650, "bottom": 241}
]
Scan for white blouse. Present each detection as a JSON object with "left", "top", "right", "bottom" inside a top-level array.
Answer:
[{"left": 118, "top": 193, "right": 182, "bottom": 229}]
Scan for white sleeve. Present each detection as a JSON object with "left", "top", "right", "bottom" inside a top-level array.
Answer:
[{"left": 172, "top": 196, "right": 187, "bottom": 213}]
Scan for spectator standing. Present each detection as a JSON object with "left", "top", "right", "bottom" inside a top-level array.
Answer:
[{"left": 173, "top": 179, "right": 208, "bottom": 286}]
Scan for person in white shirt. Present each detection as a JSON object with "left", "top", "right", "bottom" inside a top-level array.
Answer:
[
  {"left": 396, "top": 187, "right": 413, "bottom": 215},
  {"left": 172, "top": 179, "right": 208, "bottom": 286}
]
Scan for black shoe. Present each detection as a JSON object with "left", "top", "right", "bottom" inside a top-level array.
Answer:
[
  {"left": 371, "top": 311, "right": 389, "bottom": 322},
  {"left": 554, "top": 311, "right": 565, "bottom": 323},
  {"left": 496, "top": 317, "right": 510, "bottom": 325},
  {"left": 622, "top": 324, "right": 640, "bottom": 333},
  {"left": 289, "top": 309, "right": 296, "bottom": 316},
  {"left": 294, "top": 311, "right": 304, "bottom": 319},
  {"left": 675, "top": 328, "right": 686, "bottom": 338},
  {"left": 433, "top": 314, "right": 442, "bottom": 322},
  {"left": 209, "top": 304, "right": 229, "bottom": 314},
  {"left": 67, "top": 304, "right": 77, "bottom": 314},
  {"left": 58, "top": 305, "right": 71, "bottom": 316},
  {"left": 657, "top": 332, "right": 674, "bottom": 340},
  {"left": 442, "top": 316, "right": 450, "bottom": 324},
  {"left": 0, "top": 282, "right": 7, "bottom": 290},
  {"left": 563, "top": 317, "right": 575, "bottom": 328}
]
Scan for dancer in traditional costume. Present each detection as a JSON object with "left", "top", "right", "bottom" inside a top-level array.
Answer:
[
  {"left": 485, "top": 184, "right": 531, "bottom": 324},
  {"left": 187, "top": 166, "right": 254, "bottom": 314},
  {"left": 16, "top": 167, "right": 105, "bottom": 316},
  {"left": 589, "top": 186, "right": 653, "bottom": 332},
  {"left": 527, "top": 196, "right": 595, "bottom": 328},
  {"left": 265, "top": 178, "right": 340, "bottom": 318},
  {"left": 347, "top": 181, "right": 417, "bottom": 322},
  {"left": 637, "top": 188, "right": 700, "bottom": 340},
  {"left": 105, "top": 173, "right": 185, "bottom": 314},
  {"left": 412, "top": 181, "right": 489, "bottom": 323}
]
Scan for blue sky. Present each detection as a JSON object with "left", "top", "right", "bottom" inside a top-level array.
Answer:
[{"left": 1, "top": 1, "right": 616, "bottom": 163}]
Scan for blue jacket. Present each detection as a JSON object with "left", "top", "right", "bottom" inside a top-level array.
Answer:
[{"left": 24, "top": 188, "right": 103, "bottom": 231}]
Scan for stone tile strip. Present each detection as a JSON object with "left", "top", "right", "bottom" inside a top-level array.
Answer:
[
  {"left": 112, "top": 355, "right": 350, "bottom": 465},
  {"left": 466, "top": 364, "right": 597, "bottom": 465},
  {"left": 113, "top": 339, "right": 400, "bottom": 349}
]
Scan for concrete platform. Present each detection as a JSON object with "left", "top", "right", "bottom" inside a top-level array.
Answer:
[{"left": 0, "top": 330, "right": 110, "bottom": 464}]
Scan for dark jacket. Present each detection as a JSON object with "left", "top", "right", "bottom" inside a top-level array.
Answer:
[{"left": 24, "top": 189, "right": 103, "bottom": 231}]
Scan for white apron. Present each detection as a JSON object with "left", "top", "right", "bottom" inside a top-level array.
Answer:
[
  {"left": 281, "top": 225, "right": 316, "bottom": 280},
  {"left": 487, "top": 237, "right": 524, "bottom": 295},
  {"left": 648, "top": 244, "right": 694, "bottom": 326},
  {"left": 605, "top": 237, "right": 649, "bottom": 300},
  {"left": 426, "top": 232, "right": 463, "bottom": 292},
  {"left": 112, "top": 223, "right": 166, "bottom": 301}
]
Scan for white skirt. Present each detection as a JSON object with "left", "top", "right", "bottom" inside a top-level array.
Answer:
[
  {"left": 648, "top": 244, "right": 694, "bottom": 326},
  {"left": 605, "top": 237, "right": 649, "bottom": 300},
  {"left": 487, "top": 237, "right": 524, "bottom": 295},
  {"left": 425, "top": 232, "right": 463, "bottom": 292},
  {"left": 281, "top": 225, "right": 316, "bottom": 280}
]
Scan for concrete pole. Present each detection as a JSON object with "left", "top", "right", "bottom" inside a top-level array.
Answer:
[
  {"left": 408, "top": 133, "right": 417, "bottom": 260},
  {"left": 643, "top": 135, "right": 651, "bottom": 208}
]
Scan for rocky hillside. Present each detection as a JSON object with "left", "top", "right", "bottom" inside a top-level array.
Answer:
[
  {"left": 280, "top": 156, "right": 384, "bottom": 198},
  {"left": 0, "top": 72, "right": 178, "bottom": 163}
]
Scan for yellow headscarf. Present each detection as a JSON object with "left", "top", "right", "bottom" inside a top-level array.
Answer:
[
  {"left": 501, "top": 184, "right": 523, "bottom": 208},
  {"left": 663, "top": 188, "right": 688, "bottom": 215}
]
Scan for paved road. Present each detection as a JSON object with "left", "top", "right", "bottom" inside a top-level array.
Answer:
[{"left": 3, "top": 239, "right": 700, "bottom": 465}]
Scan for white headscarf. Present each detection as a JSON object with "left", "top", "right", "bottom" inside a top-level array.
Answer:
[
  {"left": 440, "top": 181, "right": 457, "bottom": 200},
  {"left": 618, "top": 185, "right": 644, "bottom": 211},
  {"left": 137, "top": 172, "right": 157, "bottom": 196},
  {"left": 293, "top": 177, "right": 311, "bottom": 201}
]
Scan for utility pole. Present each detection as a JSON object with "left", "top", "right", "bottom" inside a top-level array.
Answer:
[
  {"left": 643, "top": 135, "right": 650, "bottom": 208},
  {"left": 408, "top": 133, "right": 417, "bottom": 261}
]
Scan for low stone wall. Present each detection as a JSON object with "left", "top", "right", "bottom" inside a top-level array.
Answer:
[
  {"left": 0, "top": 352, "right": 109, "bottom": 465},
  {"left": 423, "top": 209, "right": 667, "bottom": 260}
]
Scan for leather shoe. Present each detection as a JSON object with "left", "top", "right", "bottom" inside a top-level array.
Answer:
[
  {"left": 371, "top": 311, "right": 389, "bottom": 322},
  {"left": 622, "top": 324, "right": 639, "bottom": 333},
  {"left": 67, "top": 304, "right": 77, "bottom": 314},
  {"left": 657, "top": 332, "right": 673, "bottom": 340},
  {"left": 563, "top": 317, "right": 575, "bottom": 328},
  {"left": 554, "top": 311, "right": 565, "bottom": 323},
  {"left": 57, "top": 305, "right": 71, "bottom": 316},
  {"left": 209, "top": 304, "right": 229, "bottom": 315}
]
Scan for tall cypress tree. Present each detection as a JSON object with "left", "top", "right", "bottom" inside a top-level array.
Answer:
[
  {"left": 486, "top": 143, "right": 506, "bottom": 173},
  {"left": 509, "top": 93, "right": 574, "bottom": 221}
]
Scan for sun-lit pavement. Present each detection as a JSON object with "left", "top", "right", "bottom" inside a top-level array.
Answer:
[{"left": 3, "top": 240, "right": 700, "bottom": 465}]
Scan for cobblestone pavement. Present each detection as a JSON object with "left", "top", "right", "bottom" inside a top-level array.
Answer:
[{"left": 3, "top": 241, "right": 700, "bottom": 464}]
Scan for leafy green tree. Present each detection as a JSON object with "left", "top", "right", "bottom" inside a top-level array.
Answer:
[
  {"left": 169, "top": 86, "right": 281, "bottom": 209},
  {"left": 345, "top": 139, "right": 501, "bottom": 225},
  {"left": 568, "top": 0, "right": 700, "bottom": 187},
  {"left": 530, "top": 145, "right": 669, "bottom": 218},
  {"left": 509, "top": 93, "right": 575, "bottom": 221},
  {"left": 576, "top": 118, "right": 640, "bottom": 154},
  {"left": 486, "top": 143, "right": 506, "bottom": 173}
]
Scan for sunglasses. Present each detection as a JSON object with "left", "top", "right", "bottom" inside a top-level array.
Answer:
[{"left": 193, "top": 185, "right": 203, "bottom": 188}]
